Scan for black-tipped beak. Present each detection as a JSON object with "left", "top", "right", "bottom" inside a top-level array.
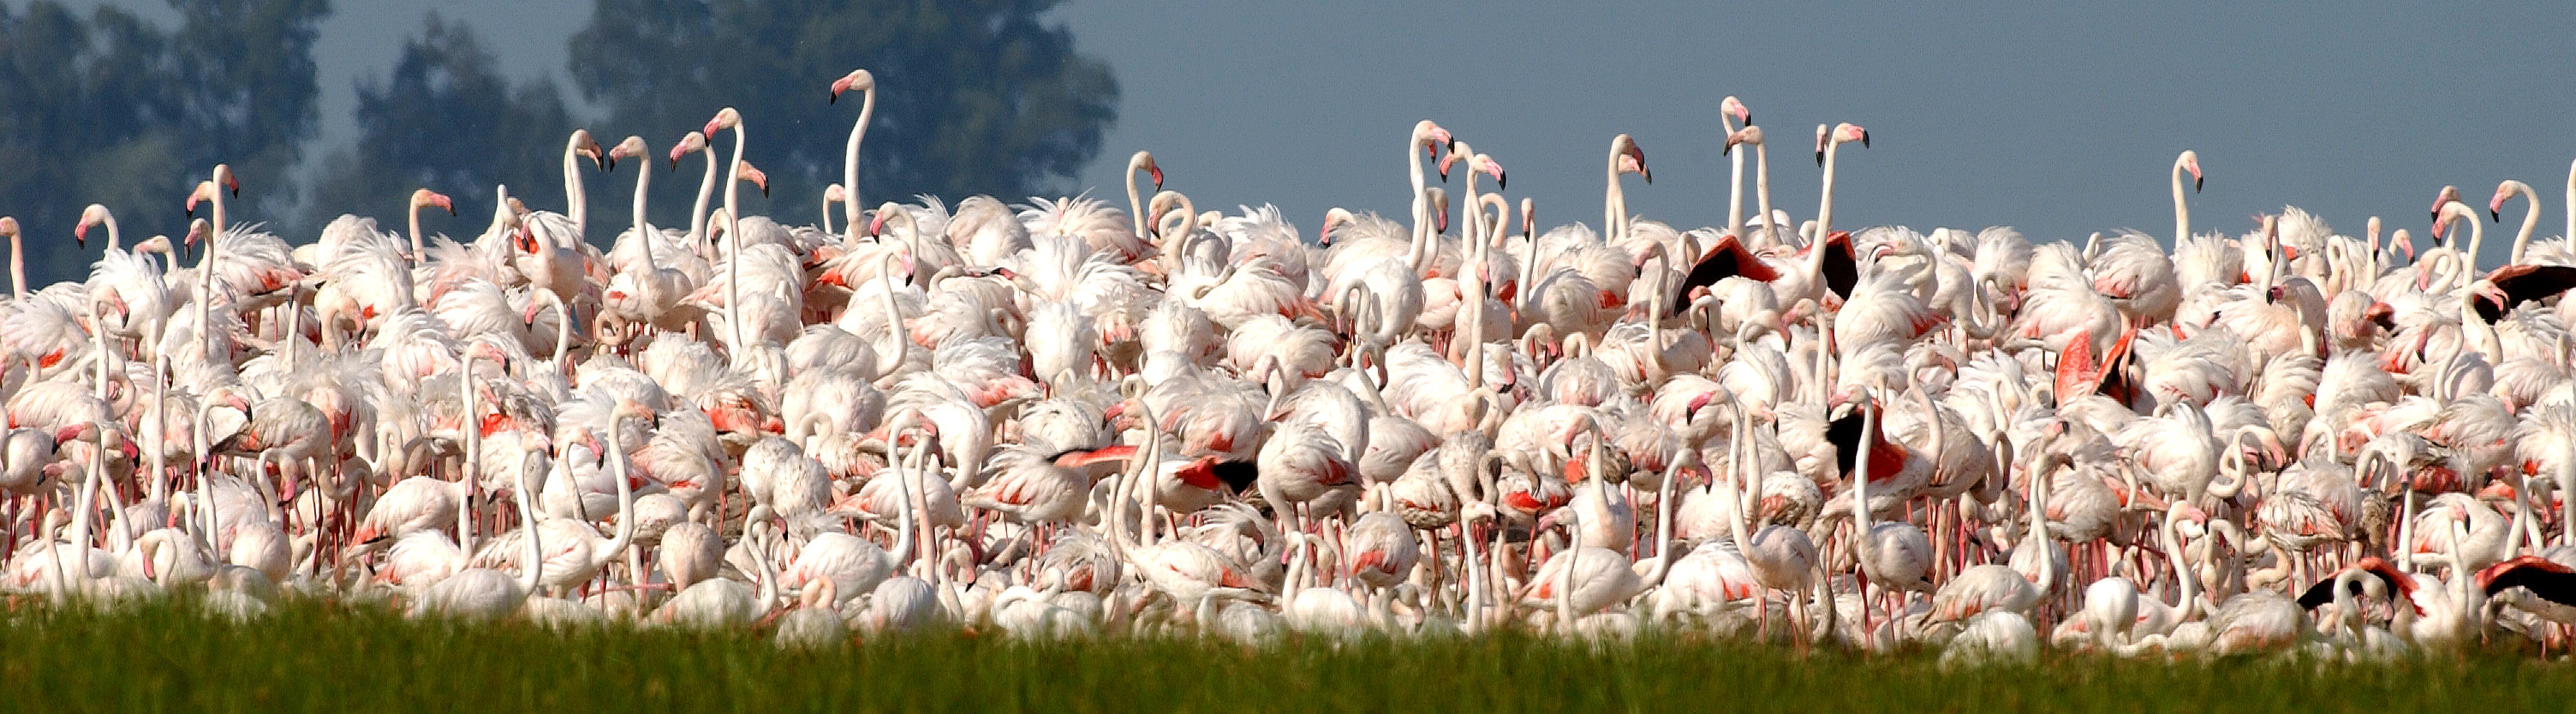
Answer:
[
  {"left": 1744, "top": 112, "right": 1753, "bottom": 127},
  {"left": 668, "top": 157, "right": 680, "bottom": 171},
  {"left": 760, "top": 184, "right": 770, "bottom": 198},
  {"left": 2491, "top": 209, "right": 2502, "bottom": 223},
  {"left": 1859, "top": 131, "right": 1869, "bottom": 148},
  {"left": 1816, "top": 150, "right": 1826, "bottom": 166},
  {"left": 605, "top": 158, "right": 618, "bottom": 172},
  {"left": 829, "top": 90, "right": 838, "bottom": 104},
  {"left": 446, "top": 205, "right": 456, "bottom": 217},
  {"left": 1496, "top": 173, "right": 1507, "bottom": 191},
  {"left": 2194, "top": 177, "right": 2203, "bottom": 193}
]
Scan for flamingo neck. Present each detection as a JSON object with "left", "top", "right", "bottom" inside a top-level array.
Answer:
[
  {"left": 631, "top": 159, "right": 655, "bottom": 272},
  {"left": 689, "top": 148, "right": 718, "bottom": 246},
  {"left": 1752, "top": 144, "right": 1777, "bottom": 247},
  {"left": 563, "top": 140, "right": 587, "bottom": 238},
  {"left": 844, "top": 87, "right": 875, "bottom": 243},
  {"left": 2512, "top": 183, "right": 2540, "bottom": 265},
  {"left": 1726, "top": 147, "right": 1746, "bottom": 241},
  {"left": 2171, "top": 158, "right": 2191, "bottom": 245}
]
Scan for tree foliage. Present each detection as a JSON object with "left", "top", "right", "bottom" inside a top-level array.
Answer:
[
  {"left": 0, "top": 0, "right": 1118, "bottom": 283},
  {"left": 568, "top": 0, "right": 1119, "bottom": 225},
  {"left": 0, "top": 0, "right": 325, "bottom": 285},
  {"left": 307, "top": 13, "right": 575, "bottom": 240}
]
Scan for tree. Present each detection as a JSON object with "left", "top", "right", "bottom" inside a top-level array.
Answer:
[
  {"left": 567, "top": 0, "right": 1118, "bottom": 228},
  {"left": 0, "top": 0, "right": 325, "bottom": 286},
  {"left": 307, "top": 13, "right": 575, "bottom": 239}
]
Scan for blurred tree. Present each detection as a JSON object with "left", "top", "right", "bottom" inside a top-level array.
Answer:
[
  {"left": 0, "top": 0, "right": 325, "bottom": 285},
  {"left": 307, "top": 13, "right": 575, "bottom": 241},
  {"left": 568, "top": 0, "right": 1119, "bottom": 227}
]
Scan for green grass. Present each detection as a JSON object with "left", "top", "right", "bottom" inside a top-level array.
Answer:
[{"left": 3, "top": 599, "right": 2574, "bottom": 713}]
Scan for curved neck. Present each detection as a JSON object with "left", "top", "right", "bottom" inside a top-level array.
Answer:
[
  {"left": 1726, "top": 413, "right": 1756, "bottom": 549},
  {"left": 1604, "top": 156, "right": 1625, "bottom": 246},
  {"left": 1637, "top": 453, "right": 1680, "bottom": 587},
  {"left": 1811, "top": 320, "right": 1834, "bottom": 402},
  {"left": 721, "top": 127, "right": 747, "bottom": 231},
  {"left": 562, "top": 140, "right": 587, "bottom": 238},
  {"left": 2028, "top": 456, "right": 2054, "bottom": 587},
  {"left": 2171, "top": 158, "right": 2191, "bottom": 245},
  {"left": 2512, "top": 183, "right": 2541, "bottom": 265},
  {"left": 459, "top": 350, "right": 480, "bottom": 552},
  {"left": 1408, "top": 139, "right": 1429, "bottom": 245},
  {"left": 2168, "top": 515, "right": 2200, "bottom": 620},
  {"left": 1817, "top": 141, "right": 1842, "bottom": 249},
  {"left": 1851, "top": 398, "right": 1877, "bottom": 555},
  {"left": 512, "top": 451, "right": 543, "bottom": 597},
  {"left": 874, "top": 253, "right": 911, "bottom": 385},
  {"left": 689, "top": 148, "right": 718, "bottom": 244},
  {"left": 722, "top": 209, "right": 745, "bottom": 355},
  {"left": 1462, "top": 218, "right": 1488, "bottom": 390},
  {"left": 200, "top": 188, "right": 225, "bottom": 353},
  {"left": 408, "top": 202, "right": 428, "bottom": 269},
  {"left": 890, "top": 419, "right": 923, "bottom": 574},
  {"left": 843, "top": 87, "right": 876, "bottom": 243},
  {"left": 1126, "top": 157, "right": 1150, "bottom": 245},
  {"left": 1752, "top": 144, "right": 1776, "bottom": 245},
  {"left": 102, "top": 217, "right": 121, "bottom": 252},
  {"left": 595, "top": 419, "right": 637, "bottom": 568},
  {"left": 1726, "top": 147, "right": 1746, "bottom": 240},
  {"left": 1515, "top": 223, "right": 1541, "bottom": 312},
  {"left": 629, "top": 160, "right": 655, "bottom": 272},
  {"left": 544, "top": 293, "right": 571, "bottom": 365}
]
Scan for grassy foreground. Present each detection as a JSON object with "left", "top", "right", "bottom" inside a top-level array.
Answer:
[{"left": 3, "top": 600, "right": 2573, "bottom": 713}]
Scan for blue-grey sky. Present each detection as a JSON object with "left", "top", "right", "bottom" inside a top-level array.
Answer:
[{"left": 28, "top": 0, "right": 2576, "bottom": 264}]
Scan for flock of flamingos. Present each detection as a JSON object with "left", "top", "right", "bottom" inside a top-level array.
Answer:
[{"left": 11, "top": 67, "right": 2576, "bottom": 663}]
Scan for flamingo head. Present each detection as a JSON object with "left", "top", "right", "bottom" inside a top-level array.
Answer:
[
  {"left": 570, "top": 129, "right": 605, "bottom": 170},
  {"left": 2430, "top": 185, "right": 2463, "bottom": 223},
  {"left": 2490, "top": 183, "right": 2516, "bottom": 223},
  {"left": 1720, "top": 95, "right": 1751, "bottom": 128},
  {"left": 736, "top": 160, "right": 770, "bottom": 197},
  {"left": 1414, "top": 120, "right": 1452, "bottom": 170},
  {"left": 1723, "top": 125, "right": 1764, "bottom": 156},
  {"left": 2178, "top": 150, "right": 2203, "bottom": 193},
  {"left": 1469, "top": 154, "right": 1506, "bottom": 191},
  {"left": 74, "top": 205, "right": 109, "bottom": 247},
  {"left": 703, "top": 107, "right": 742, "bottom": 138},
  {"left": 1427, "top": 187, "right": 1450, "bottom": 235},
  {"left": 1613, "top": 134, "right": 1650, "bottom": 183},
  {"left": 669, "top": 131, "right": 707, "bottom": 170},
  {"left": 412, "top": 188, "right": 456, "bottom": 216},
  {"left": 828, "top": 68, "right": 875, "bottom": 104},
  {"left": 605, "top": 135, "right": 649, "bottom": 172},
  {"left": 1318, "top": 207, "right": 1356, "bottom": 246},
  {"left": 868, "top": 202, "right": 903, "bottom": 237}
]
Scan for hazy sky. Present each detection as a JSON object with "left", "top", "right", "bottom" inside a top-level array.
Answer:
[{"left": 28, "top": 0, "right": 2576, "bottom": 265}]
